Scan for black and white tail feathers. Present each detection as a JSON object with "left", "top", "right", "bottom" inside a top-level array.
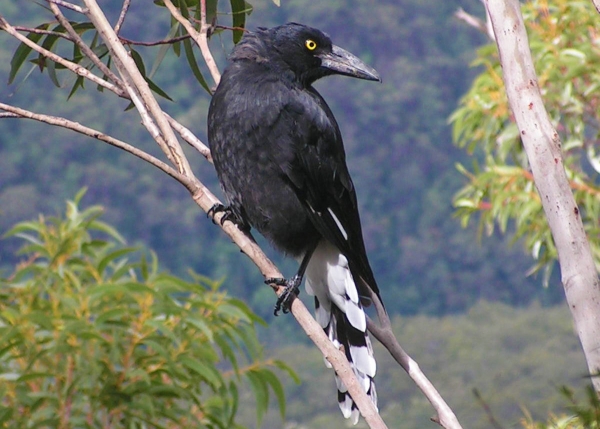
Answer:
[{"left": 304, "top": 240, "right": 377, "bottom": 424}]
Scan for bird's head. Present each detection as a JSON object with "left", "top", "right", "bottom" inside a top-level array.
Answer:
[{"left": 249, "top": 23, "right": 380, "bottom": 85}]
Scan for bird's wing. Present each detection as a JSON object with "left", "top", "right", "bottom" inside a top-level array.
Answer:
[{"left": 273, "top": 86, "right": 380, "bottom": 300}]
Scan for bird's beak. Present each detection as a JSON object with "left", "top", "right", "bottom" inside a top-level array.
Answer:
[{"left": 318, "top": 45, "right": 381, "bottom": 82}]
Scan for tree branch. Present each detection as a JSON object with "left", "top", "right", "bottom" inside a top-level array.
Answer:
[
  {"left": 49, "top": 2, "right": 122, "bottom": 87},
  {"left": 485, "top": 0, "right": 600, "bottom": 394},
  {"left": 119, "top": 34, "right": 191, "bottom": 47},
  {"left": 82, "top": 0, "right": 193, "bottom": 177},
  {"left": 48, "top": 0, "right": 86, "bottom": 14},
  {"left": 164, "top": 113, "right": 213, "bottom": 163},
  {"left": 0, "top": 97, "right": 386, "bottom": 427},
  {"left": 114, "top": 0, "right": 131, "bottom": 35},
  {"left": 0, "top": 103, "right": 188, "bottom": 186},
  {"left": 367, "top": 292, "right": 463, "bottom": 429},
  {"left": 162, "top": 0, "right": 220, "bottom": 87},
  {"left": 454, "top": 6, "right": 494, "bottom": 41}
]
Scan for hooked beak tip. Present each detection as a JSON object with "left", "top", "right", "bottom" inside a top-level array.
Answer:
[{"left": 319, "top": 45, "right": 380, "bottom": 82}]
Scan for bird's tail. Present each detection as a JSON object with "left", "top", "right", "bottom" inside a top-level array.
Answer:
[{"left": 305, "top": 240, "right": 377, "bottom": 424}]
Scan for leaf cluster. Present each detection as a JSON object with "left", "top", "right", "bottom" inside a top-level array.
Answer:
[
  {"left": 450, "top": 0, "right": 600, "bottom": 280},
  {"left": 521, "top": 385, "right": 600, "bottom": 429},
  {"left": 7, "top": 0, "right": 255, "bottom": 98},
  {"left": 0, "top": 190, "right": 294, "bottom": 428}
]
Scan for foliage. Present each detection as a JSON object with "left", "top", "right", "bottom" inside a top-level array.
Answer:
[
  {"left": 521, "top": 385, "right": 600, "bottom": 429},
  {"left": 7, "top": 0, "right": 256, "bottom": 96},
  {"left": 0, "top": 191, "right": 295, "bottom": 428},
  {"left": 450, "top": 0, "right": 600, "bottom": 282}
]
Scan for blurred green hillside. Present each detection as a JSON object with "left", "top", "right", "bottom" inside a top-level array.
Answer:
[{"left": 0, "top": 0, "right": 564, "bottom": 325}]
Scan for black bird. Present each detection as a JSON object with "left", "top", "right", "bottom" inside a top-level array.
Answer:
[{"left": 207, "top": 23, "right": 382, "bottom": 423}]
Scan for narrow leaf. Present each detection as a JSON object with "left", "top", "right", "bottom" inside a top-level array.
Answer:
[
  {"left": 229, "top": 0, "right": 246, "bottom": 43},
  {"left": 183, "top": 38, "right": 211, "bottom": 93},
  {"left": 9, "top": 25, "right": 47, "bottom": 84}
]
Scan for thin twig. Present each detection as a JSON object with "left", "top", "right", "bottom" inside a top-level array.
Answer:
[
  {"left": 119, "top": 34, "right": 191, "bottom": 47},
  {"left": 114, "top": 0, "right": 131, "bottom": 35},
  {"left": 0, "top": 15, "right": 126, "bottom": 98},
  {"left": 472, "top": 388, "right": 505, "bottom": 429},
  {"left": 49, "top": 2, "right": 122, "bottom": 87},
  {"left": 454, "top": 7, "right": 495, "bottom": 41},
  {"left": 162, "top": 0, "right": 220, "bottom": 87},
  {"left": 367, "top": 291, "right": 463, "bottom": 429},
  {"left": 164, "top": 113, "right": 213, "bottom": 163},
  {"left": 214, "top": 24, "right": 248, "bottom": 33},
  {"left": 13, "top": 25, "right": 73, "bottom": 40},
  {"left": 48, "top": 0, "right": 87, "bottom": 14},
  {"left": 0, "top": 102, "right": 188, "bottom": 185}
]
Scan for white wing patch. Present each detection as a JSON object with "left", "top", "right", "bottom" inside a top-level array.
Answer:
[{"left": 327, "top": 207, "right": 348, "bottom": 240}]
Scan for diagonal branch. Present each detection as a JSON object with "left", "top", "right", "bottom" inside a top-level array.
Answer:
[
  {"left": 164, "top": 113, "right": 213, "bottom": 163},
  {"left": 367, "top": 292, "right": 463, "bottom": 429},
  {"left": 0, "top": 103, "right": 188, "bottom": 186},
  {"left": 49, "top": 2, "right": 122, "bottom": 87},
  {"left": 48, "top": 0, "right": 86, "bottom": 14},
  {"left": 162, "top": 0, "right": 220, "bottom": 87},
  {"left": 82, "top": 0, "right": 193, "bottom": 177},
  {"left": 114, "top": 0, "right": 131, "bottom": 35},
  {"left": 0, "top": 98, "right": 386, "bottom": 427}
]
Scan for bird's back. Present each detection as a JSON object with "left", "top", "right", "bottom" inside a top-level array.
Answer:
[{"left": 208, "top": 51, "right": 327, "bottom": 256}]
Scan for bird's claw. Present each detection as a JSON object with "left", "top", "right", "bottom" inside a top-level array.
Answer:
[
  {"left": 207, "top": 203, "right": 227, "bottom": 225},
  {"left": 207, "top": 203, "right": 248, "bottom": 229},
  {"left": 266, "top": 275, "right": 302, "bottom": 316}
]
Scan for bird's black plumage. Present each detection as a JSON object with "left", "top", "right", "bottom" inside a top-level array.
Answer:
[{"left": 208, "top": 23, "right": 382, "bottom": 423}]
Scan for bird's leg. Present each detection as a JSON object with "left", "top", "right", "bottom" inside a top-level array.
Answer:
[{"left": 268, "top": 240, "right": 318, "bottom": 316}]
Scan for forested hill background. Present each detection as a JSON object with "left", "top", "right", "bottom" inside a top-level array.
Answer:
[{"left": 0, "top": 0, "right": 564, "bottom": 324}]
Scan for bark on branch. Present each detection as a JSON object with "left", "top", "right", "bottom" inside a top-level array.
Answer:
[{"left": 484, "top": 0, "right": 600, "bottom": 392}]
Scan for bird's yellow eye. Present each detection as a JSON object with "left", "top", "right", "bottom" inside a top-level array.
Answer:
[{"left": 305, "top": 39, "right": 317, "bottom": 51}]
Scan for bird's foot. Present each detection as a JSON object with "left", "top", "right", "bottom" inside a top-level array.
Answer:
[
  {"left": 207, "top": 203, "right": 247, "bottom": 229},
  {"left": 266, "top": 275, "right": 302, "bottom": 316}
]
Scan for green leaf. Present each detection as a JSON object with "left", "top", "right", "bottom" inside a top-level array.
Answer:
[
  {"left": 183, "top": 38, "right": 211, "bottom": 93},
  {"left": 229, "top": 0, "right": 246, "bottom": 43},
  {"left": 206, "top": 0, "right": 218, "bottom": 26},
  {"left": 180, "top": 356, "right": 223, "bottom": 388},
  {"left": 17, "top": 372, "right": 53, "bottom": 383},
  {"left": 67, "top": 75, "right": 85, "bottom": 99},
  {"left": 246, "top": 370, "right": 269, "bottom": 425},
  {"left": 45, "top": 58, "right": 61, "bottom": 87},
  {"left": 149, "top": 24, "right": 180, "bottom": 79},
  {"left": 260, "top": 369, "right": 287, "bottom": 418},
  {"left": 9, "top": 24, "right": 47, "bottom": 84},
  {"left": 146, "top": 76, "right": 174, "bottom": 101},
  {"left": 97, "top": 247, "right": 138, "bottom": 275}
]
